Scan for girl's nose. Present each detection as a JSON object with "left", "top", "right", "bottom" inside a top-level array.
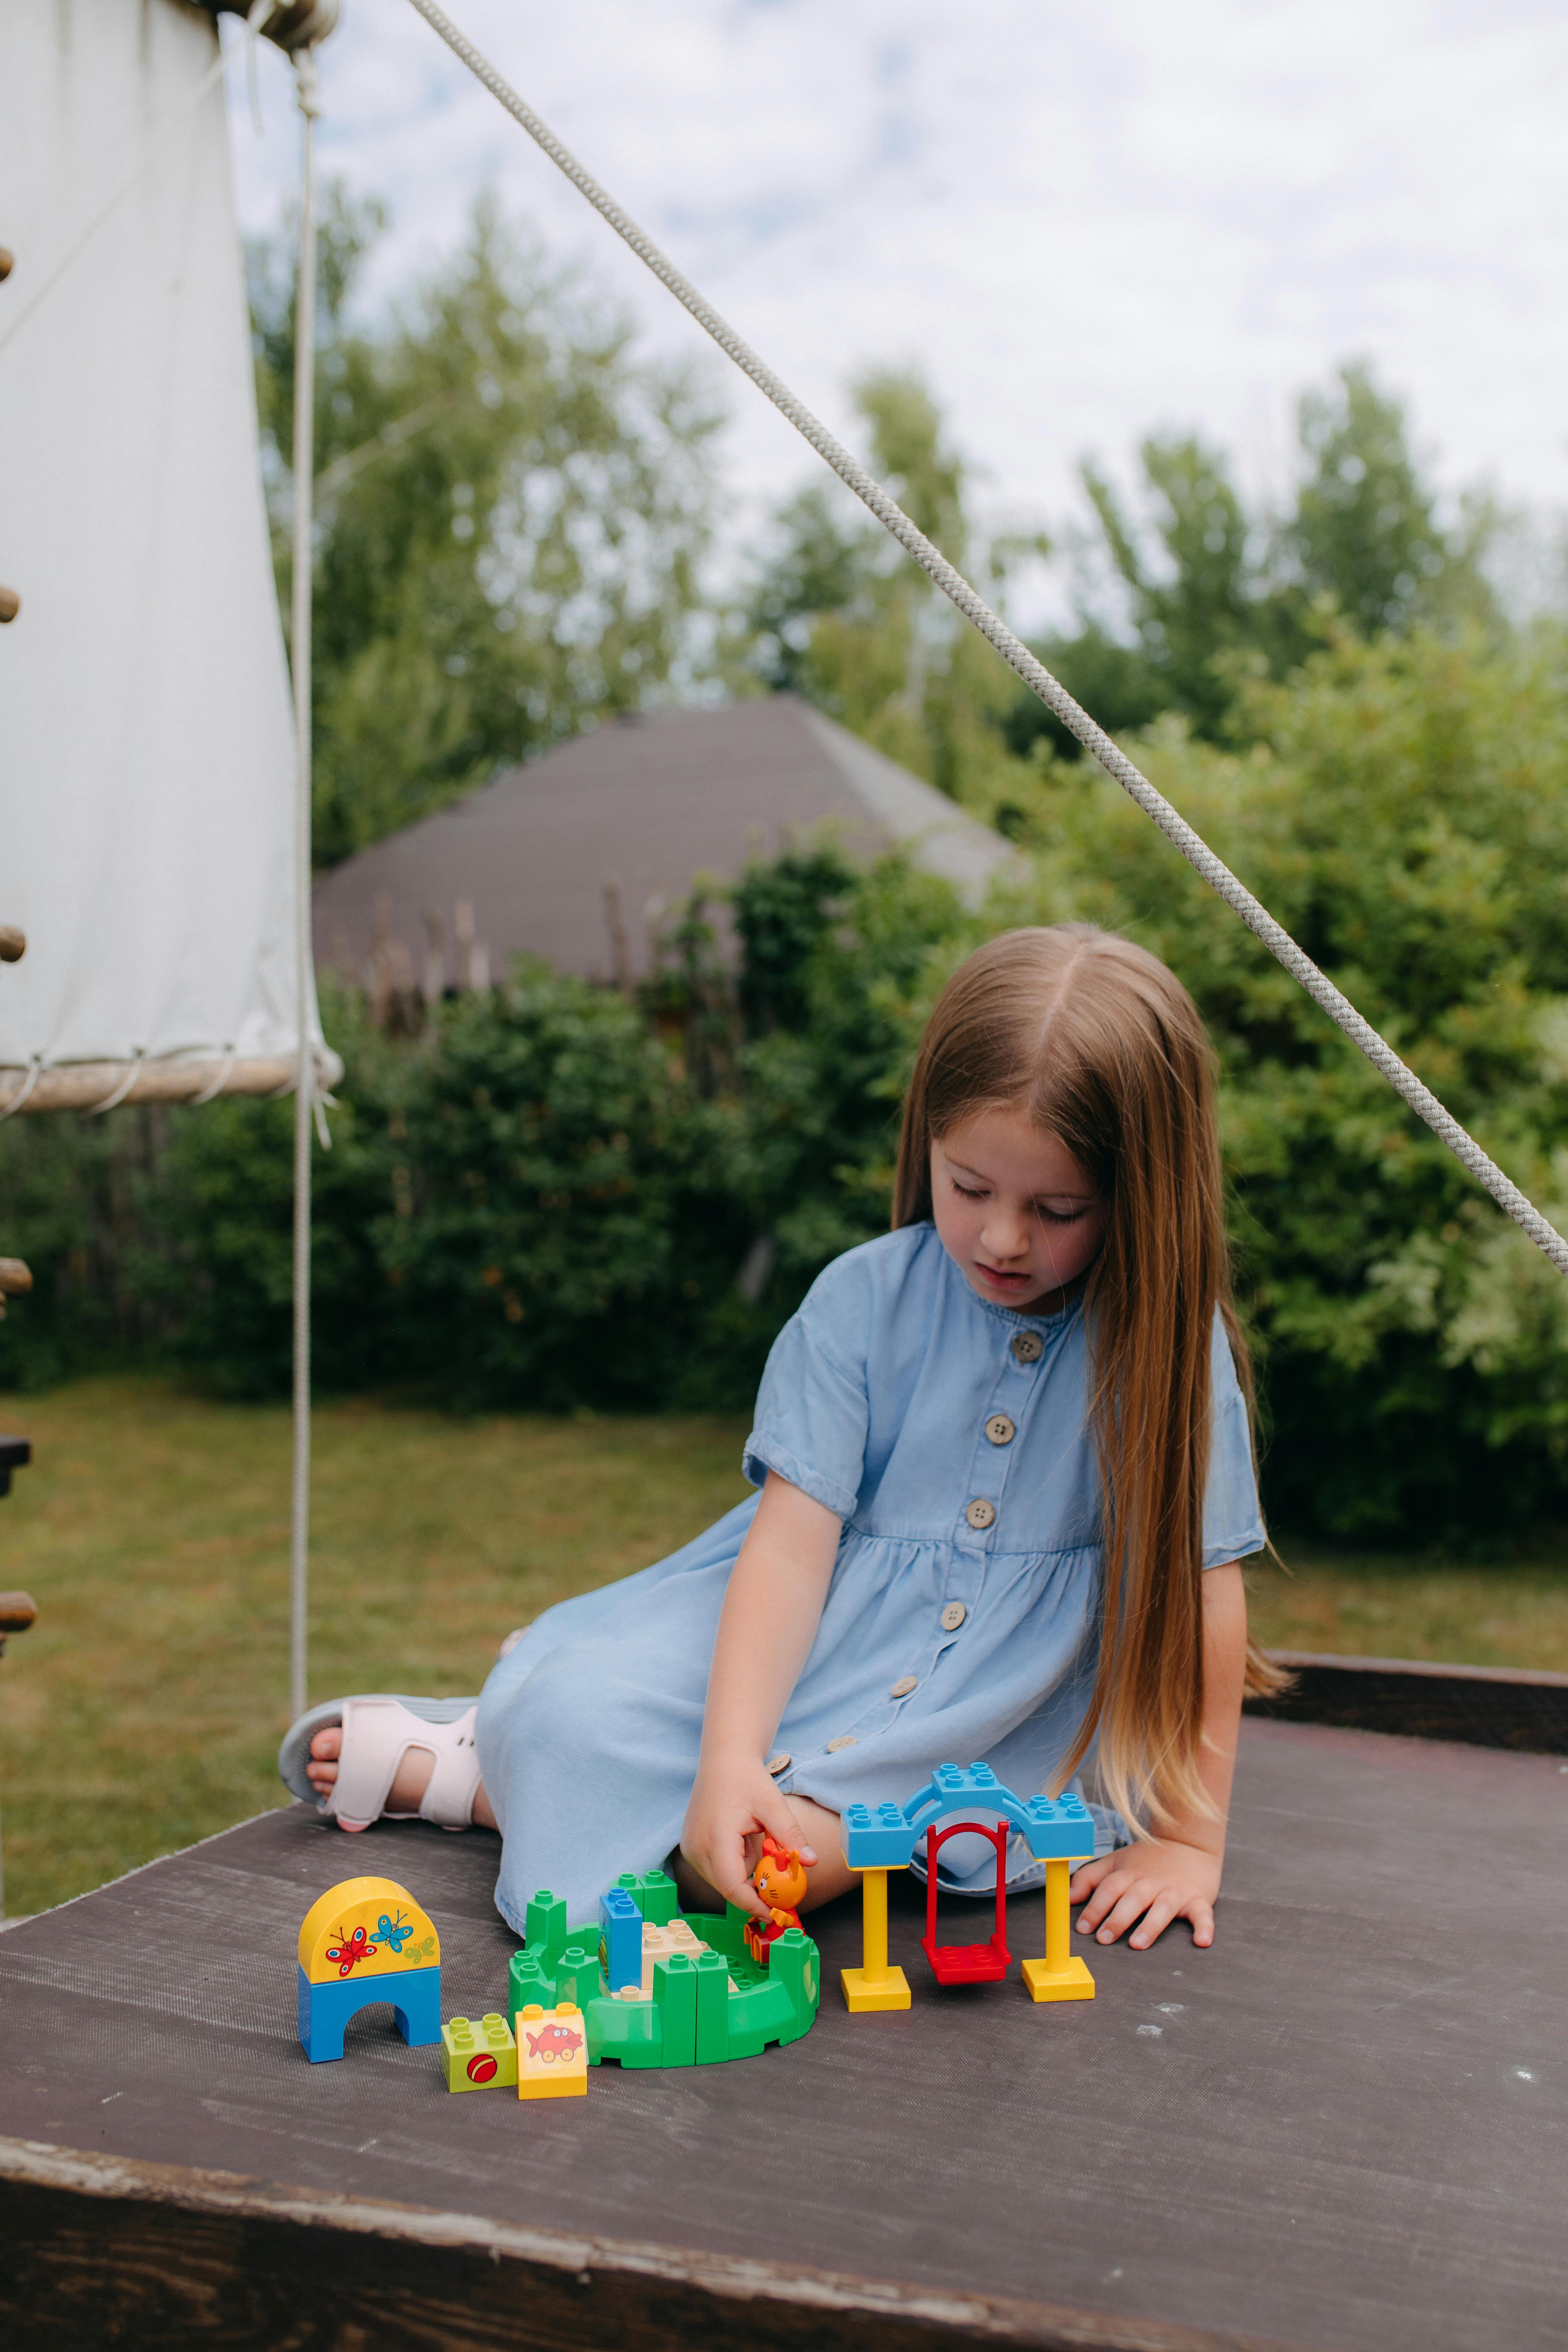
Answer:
[{"left": 981, "top": 1208, "right": 1031, "bottom": 1261}]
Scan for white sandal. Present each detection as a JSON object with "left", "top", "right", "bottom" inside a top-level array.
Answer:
[{"left": 278, "top": 1694, "right": 483, "bottom": 1833}]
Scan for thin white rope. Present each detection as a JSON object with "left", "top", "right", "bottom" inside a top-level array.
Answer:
[
  {"left": 86, "top": 1049, "right": 145, "bottom": 1116},
  {"left": 188, "top": 1045, "right": 239, "bottom": 1108},
  {"left": 0, "top": 4, "right": 279, "bottom": 365},
  {"left": 289, "top": 48, "right": 321, "bottom": 1726},
  {"left": 404, "top": 0, "right": 1568, "bottom": 1284},
  {"left": 0, "top": 1059, "right": 44, "bottom": 1123}
]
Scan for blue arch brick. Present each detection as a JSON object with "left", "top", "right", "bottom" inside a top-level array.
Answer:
[
  {"left": 841, "top": 1764, "right": 1094, "bottom": 1869},
  {"left": 297, "top": 1964, "right": 442, "bottom": 2063}
]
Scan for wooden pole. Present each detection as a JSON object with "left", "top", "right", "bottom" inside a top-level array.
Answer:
[{"left": 0, "top": 1591, "right": 36, "bottom": 1923}]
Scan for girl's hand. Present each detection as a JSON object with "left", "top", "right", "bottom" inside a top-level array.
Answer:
[
  {"left": 1069, "top": 1839, "right": 1222, "bottom": 1950},
  {"left": 681, "top": 1752, "right": 817, "bottom": 1916}
]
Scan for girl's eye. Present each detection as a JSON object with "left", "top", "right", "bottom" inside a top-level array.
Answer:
[
  {"left": 951, "top": 1180, "right": 988, "bottom": 1200},
  {"left": 1037, "top": 1203, "right": 1092, "bottom": 1226}
]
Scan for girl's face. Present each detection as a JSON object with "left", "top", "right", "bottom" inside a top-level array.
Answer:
[{"left": 931, "top": 1106, "right": 1107, "bottom": 1315}]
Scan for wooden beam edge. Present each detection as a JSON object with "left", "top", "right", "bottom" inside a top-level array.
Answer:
[
  {"left": 1246, "top": 1649, "right": 1568, "bottom": 1754},
  {"left": 1260, "top": 1647, "right": 1568, "bottom": 1692},
  {"left": 0, "top": 2135, "right": 1304, "bottom": 2352},
  {"left": 0, "top": 1052, "right": 344, "bottom": 1114}
]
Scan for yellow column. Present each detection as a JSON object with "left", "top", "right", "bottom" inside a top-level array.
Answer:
[
  {"left": 840, "top": 1867, "right": 912, "bottom": 2012},
  {"left": 1021, "top": 1856, "right": 1096, "bottom": 2004}
]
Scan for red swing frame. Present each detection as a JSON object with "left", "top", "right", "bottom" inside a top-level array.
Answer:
[{"left": 921, "top": 1819, "right": 1011, "bottom": 1986}]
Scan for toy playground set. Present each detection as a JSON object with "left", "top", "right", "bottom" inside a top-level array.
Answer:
[{"left": 295, "top": 1764, "right": 1097, "bottom": 2094}]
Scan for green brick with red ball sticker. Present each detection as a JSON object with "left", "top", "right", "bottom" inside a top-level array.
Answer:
[{"left": 442, "top": 2011, "right": 518, "bottom": 2091}]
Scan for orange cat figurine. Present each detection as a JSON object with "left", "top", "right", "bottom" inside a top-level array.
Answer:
[{"left": 744, "top": 1835, "right": 811, "bottom": 1968}]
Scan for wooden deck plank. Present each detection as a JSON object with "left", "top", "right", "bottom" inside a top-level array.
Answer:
[{"left": 0, "top": 1718, "right": 1563, "bottom": 2351}]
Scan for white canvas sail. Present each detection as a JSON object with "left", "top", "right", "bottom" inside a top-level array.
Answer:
[{"left": 0, "top": 0, "right": 328, "bottom": 1110}]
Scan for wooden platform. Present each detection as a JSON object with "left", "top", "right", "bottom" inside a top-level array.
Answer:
[{"left": 1, "top": 1717, "right": 1564, "bottom": 2352}]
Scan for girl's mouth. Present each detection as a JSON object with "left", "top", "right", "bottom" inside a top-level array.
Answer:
[{"left": 975, "top": 1261, "right": 1032, "bottom": 1290}]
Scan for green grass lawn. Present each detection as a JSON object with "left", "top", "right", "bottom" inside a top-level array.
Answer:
[
  {"left": 0, "top": 1379, "right": 752, "bottom": 1920},
  {"left": 0, "top": 1376, "right": 1564, "bottom": 1921}
]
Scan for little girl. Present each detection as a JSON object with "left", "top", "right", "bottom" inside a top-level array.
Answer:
[{"left": 281, "top": 924, "right": 1275, "bottom": 1954}]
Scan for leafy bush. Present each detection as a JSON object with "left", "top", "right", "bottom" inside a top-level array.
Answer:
[
  {"left": 969, "top": 622, "right": 1568, "bottom": 1537},
  {"left": 6, "top": 627, "right": 1568, "bottom": 1547},
  {"left": 380, "top": 967, "right": 754, "bottom": 1409}
]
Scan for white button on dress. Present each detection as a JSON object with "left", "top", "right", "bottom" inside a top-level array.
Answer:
[
  {"left": 965, "top": 1498, "right": 996, "bottom": 1530},
  {"left": 766, "top": 1752, "right": 792, "bottom": 1776},
  {"left": 940, "top": 1601, "right": 968, "bottom": 1632},
  {"left": 986, "top": 1413, "right": 1016, "bottom": 1446},
  {"left": 1012, "top": 1330, "right": 1044, "bottom": 1364},
  {"left": 889, "top": 1675, "right": 918, "bottom": 1698},
  {"left": 825, "top": 1734, "right": 858, "bottom": 1752}
]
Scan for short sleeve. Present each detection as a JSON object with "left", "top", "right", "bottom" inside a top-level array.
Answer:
[
  {"left": 1202, "top": 1312, "right": 1266, "bottom": 1567},
  {"left": 742, "top": 1308, "right": 869, "bottom": 1524}
]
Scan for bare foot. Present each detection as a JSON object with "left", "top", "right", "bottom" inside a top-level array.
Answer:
[{"left": 305, "top": 1725, "right": 497, "bottom": 1831}]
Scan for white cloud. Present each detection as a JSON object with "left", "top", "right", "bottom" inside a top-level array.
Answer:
[{"left": 229, "top": 0, "right": 1568, "bottom": 618}]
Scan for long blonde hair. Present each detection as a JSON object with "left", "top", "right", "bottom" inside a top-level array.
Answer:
[{"left": 893, "top": 923, "right": 1284, "bottom": 1831}]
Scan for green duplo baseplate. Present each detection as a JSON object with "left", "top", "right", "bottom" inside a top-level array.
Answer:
[{"left": 507, "top": 1869, "right": 820, "bottom": 2070}]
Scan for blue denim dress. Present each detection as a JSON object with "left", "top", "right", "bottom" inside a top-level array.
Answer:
[{"left": 477, "top": 1223, "right": 1265, "bottom": 1933}]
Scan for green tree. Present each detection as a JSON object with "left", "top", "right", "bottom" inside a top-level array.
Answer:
[
  {"left": 247, "top": 192, "right": 723, "bottom": 866},
  {"left": 974, "top": 621, "right": 1568, "bottom": 1535},
  {"left": 1288, "top": 361, "right": 1498, "bottom": 640},
  {"left": 1010, "top": 361, "right": 1501, "bottom": 762},
  {"left": 738, "top": 368, "right": 1047, "bottom": 802}
]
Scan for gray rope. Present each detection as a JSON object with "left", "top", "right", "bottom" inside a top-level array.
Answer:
[
  {"left": 405, "top": 0, "right": 1568, "bottom": 1282},
  {"left": 289, "top": 47, "right": 321, "bottom": 1722}
]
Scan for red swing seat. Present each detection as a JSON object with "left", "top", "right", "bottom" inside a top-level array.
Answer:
[{"left": 920, "top": 1819, "right": 1011, "bottom": 1986}]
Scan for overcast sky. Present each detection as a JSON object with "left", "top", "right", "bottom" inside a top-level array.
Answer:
[{"left": 229, "top": 1, "right": 1568, "bottom": 620}]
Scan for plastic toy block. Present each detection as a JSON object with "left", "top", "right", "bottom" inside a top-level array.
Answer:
[
  {"left": 762, "top": 1926, "right": 820, "bottom": 2042},
  {"left": 516, "top": 2001, "right": 589, "bottom": 2098},
  {"left": 296, "top": 1877, "right": 441, "bottom": 2063},
  {"left": 298, "top": 1876, "right": 440, "bottom": 1983},
  {"left": 841, "top": 1865, "right": 911, "bottom": 2012},
  {"left": 524, "top": 1888, "right": 569, "bottom": 1969},
  {"left": 1021, "top": 1857, "right": 1096, "bottom": 2004},
  {"left": 511, "top": 1876, "right": 822, "bottom": 2074},
  {"left": 841, "top": 1800, "right": 917, "bottom": 1870},
  {"left": 584, "top": 1988, "right": 663, "bottom": 2067},
  {"left": 637, "top": 1867, "right": 680, "bottom": 1926},
  {"left": 297, "top": 1962, "right": 441, "bottom": 2062},
  {"left": 639, "top": 1923, "right": 679, "bottom": 1991},
  {"left": 653, "top": 1951, "right": 697, "bottom": 2066},
  {"left": 443, "top": 2012, "right": 517, "bottom": 2091},
  {"left": 841, "top": 1965, "right": 912, "bottom": 2011},
  {"left": 693, "top": 1949, "right": 731, "bottom": 2064},
  {"left": 899, "top": 1765, "right": 1096, "bottom": 1862},
  {"left": 553, "top": 1939, "right": 601, "bottom": 2012},
  {"left": 599, "top": 1887, "right": 643, "bottom": 1993},
  {"left": 1020, "top": 1791, "right": 1096, "bottom": 1863},
  {"left": 1021, "top": 1955, "right": 1097, "bottom": 2003},
  {"left": 922, "top": 1820, "right": 1011, "bottom": 1988},
  {"left": 509, "top": 1947, "right": 552, "bottom": 2018}
]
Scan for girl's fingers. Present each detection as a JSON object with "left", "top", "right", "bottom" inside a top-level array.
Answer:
[
  {"left": 1069, "top": 1856, "right": 1112, "bottom": 1899},
  {"left": 1188, "top": 1899, "right": 1216, "bottom": 1948},
  {"left": 1127, "top": 1893, "right": 1179, "bottom": 1950},
  {"left": 1074, "top": 1867, "right": 1130, "bottom": 1933},
  {"left": 1090, "top": 1879, "right": 1159, "bottom": 1945},
  {"left": 757, "top": 1791, "right": 818, "bottom": 1867}
]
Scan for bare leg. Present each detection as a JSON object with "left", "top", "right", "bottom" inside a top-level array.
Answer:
[
  {"left": 671, "top": 1792, "right": 853, "bottom": 1915},
  {"left": 306, "top": 1724, "right": 498, "bottom": 1832}
]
